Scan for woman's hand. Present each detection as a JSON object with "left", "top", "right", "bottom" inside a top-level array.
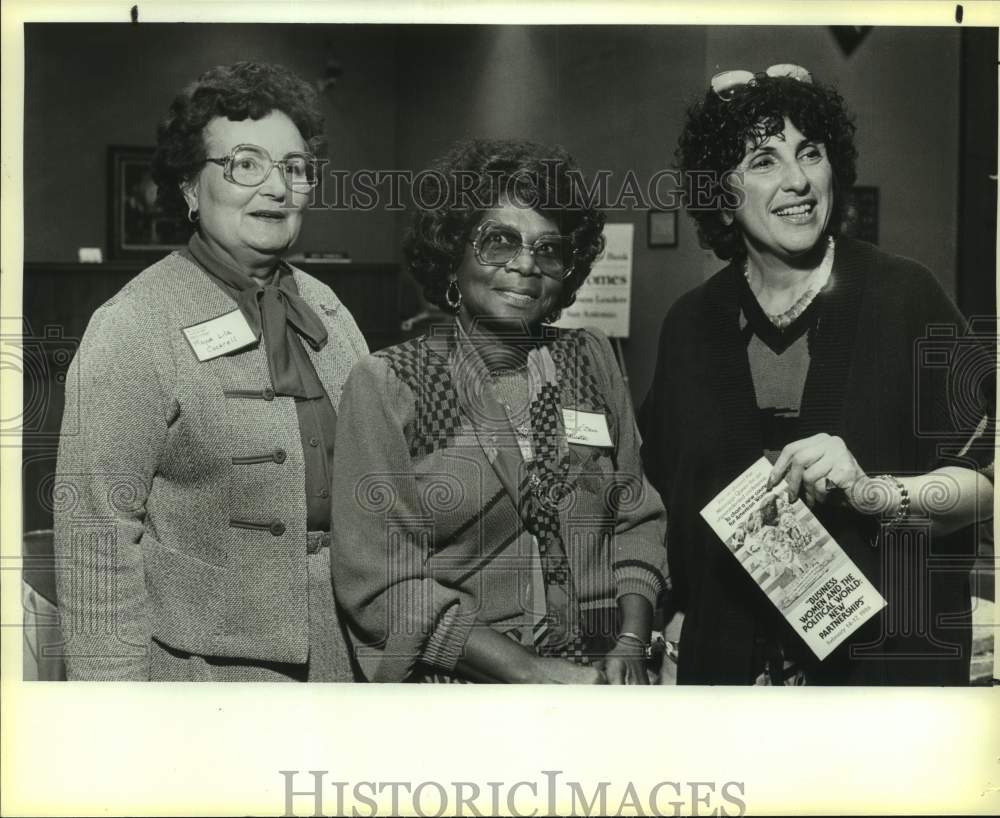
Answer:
[
  {"left": 457, "top": 628, "right": 608, "bottom": 683},
  {"left": 533, "top": 657, "right": 608, "bottom": 684},
  {"left": 602, "top": 639, "right": 650, "bottom": 685},
  {"left": 768, "top": 433, "right": 867, "bottom": 507},
  {"left": 607, "top": 594, "right": 655, "bottom": 683}
]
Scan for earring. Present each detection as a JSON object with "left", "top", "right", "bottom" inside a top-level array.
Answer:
[
  {"left": 445, "top": 279, "right": 462, "bottom": 311},
  {"left": 187, "top": 206, "right": 199, "bottom": 224}
]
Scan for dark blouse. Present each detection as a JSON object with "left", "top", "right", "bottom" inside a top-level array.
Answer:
[{"left": 182, "top": 237, "right": 336, "bottom": 532}]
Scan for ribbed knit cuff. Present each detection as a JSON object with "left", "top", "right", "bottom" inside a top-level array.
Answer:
[
  {"left": 614, "top": 564, "right": 666, "bottom": 609},
  {"left": 421, "top": 602, "right": 478, "bottom": 672}
]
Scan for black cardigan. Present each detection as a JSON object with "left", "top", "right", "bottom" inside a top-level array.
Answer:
[{"left": 639, "top": 238, "right": 994, "bottom": 685}]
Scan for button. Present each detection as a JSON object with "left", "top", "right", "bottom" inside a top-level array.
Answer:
[
  {"left": 318, "top": 487, "right": 330, "bottom": 499},
  {"left": 308, "top": 436, "right": 320, "bottom": 447},
  {"left": 262, "top": 388, "right": 275, "bottom": 401},
  {"left": 273, "top": 449, "right": 287, "bottom": 464},
  {"left": 269, "top": 520, "right": 286, "bottom": 536}
]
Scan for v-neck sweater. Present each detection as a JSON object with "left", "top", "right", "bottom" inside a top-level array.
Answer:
[{"left": 639, "top": 237, "right": 995, "bottom": 685}]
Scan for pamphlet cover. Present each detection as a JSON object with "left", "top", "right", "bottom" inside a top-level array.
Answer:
[{"left": 700, "top": 458, "right": 887, "bottom": 660}]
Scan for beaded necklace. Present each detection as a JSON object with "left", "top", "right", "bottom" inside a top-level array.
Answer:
[{"left": 744, "top": 235, "right": 835, "bottom": 330}]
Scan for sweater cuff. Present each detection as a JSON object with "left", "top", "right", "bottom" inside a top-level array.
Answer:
[
  {"left": 614, "top": 563, "right": 666, "bottom": 609},
  {"left": 421, "top": 602, "right": 478, "bottom": 672}
]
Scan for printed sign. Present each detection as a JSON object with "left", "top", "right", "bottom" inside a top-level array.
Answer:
[{"left": 555, "top": 222, "right": 633, "bottom": 338}]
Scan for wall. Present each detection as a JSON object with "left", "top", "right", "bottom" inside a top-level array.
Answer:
[
  {"left": 24, "top": 24, "right": 965, "bottom": 402},
  {"left": 24, "top": 23, "right": 400, "bottom": 263},
  {"left": 394, "top": 24, "right": 963, "bottom": 401},
  {"left": 396, "top": 25, "right": 713, "bottom": 402}
]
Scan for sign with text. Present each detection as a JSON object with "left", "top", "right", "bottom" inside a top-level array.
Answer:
[{"left": 555, "top": 222, "right": 633, "bottom": 338}]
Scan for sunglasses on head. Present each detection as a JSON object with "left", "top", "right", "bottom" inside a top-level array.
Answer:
[{"left": 710, "top": 63, "right": 813, "bottom": 101}]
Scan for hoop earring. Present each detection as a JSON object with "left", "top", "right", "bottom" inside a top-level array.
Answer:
[
  {"left": 187, "top": 206, "right": 199, "bottom": 224},
  {"left": 445, "top": 279, "right": 462, "bottom": 311}
]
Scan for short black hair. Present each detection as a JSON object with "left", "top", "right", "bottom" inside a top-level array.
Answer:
[{"left": 404, "top": 138, "right": 606, "bottom": 315}]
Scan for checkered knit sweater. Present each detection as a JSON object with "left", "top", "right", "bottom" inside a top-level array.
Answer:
[{"left": 331, "top": 323, "right": 669, "bottom": 681}]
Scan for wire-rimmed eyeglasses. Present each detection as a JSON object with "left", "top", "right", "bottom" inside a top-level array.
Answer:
[
  {"left": 470, "top": 220, "right": 575, "bottom": 280},
  {"left": 204, "top": 143, "right": 319, "bottom": 191}
]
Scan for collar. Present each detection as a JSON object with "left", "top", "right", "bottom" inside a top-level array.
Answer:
[{"left": 702, "top": 237, "right": 870, "bottom": 487}]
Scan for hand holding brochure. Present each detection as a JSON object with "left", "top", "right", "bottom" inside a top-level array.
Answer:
[{"left": 700, "top": 457, "right": 886, "bottom": 661}]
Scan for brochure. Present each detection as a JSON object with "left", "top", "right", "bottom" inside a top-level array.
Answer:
[{"left": 700, "top": 457, "right": 887, "bottom": 660}]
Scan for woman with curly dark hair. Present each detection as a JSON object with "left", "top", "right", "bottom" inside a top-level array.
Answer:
[
  {"left": 639, "top": 65, "right": 994, "bottom": 685},
  {"left": 54, "top": 62, "right": 367, "bottom": 681},
  {"left": 332, "top": 138, "right": 668, "bottom": 683}
]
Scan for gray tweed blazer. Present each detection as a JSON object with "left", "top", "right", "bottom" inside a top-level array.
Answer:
[{"left": 54, "top": 251, "right": 367, "bottom": 680}]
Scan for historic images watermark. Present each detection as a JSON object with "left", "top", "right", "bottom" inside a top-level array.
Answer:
[
  {"left": 295, "top": 163, "right": 743, "bottom": 213},
  {"left": 280, "top": 770, "right": 748, "bottom": 817}
]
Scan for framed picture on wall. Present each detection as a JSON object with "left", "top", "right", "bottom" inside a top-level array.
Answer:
[
  {"left": 647, "top": 209, "right": 677, "bottom": 247},
  {"left": 107, "top": 146, "right": 189, "bottom": 259}
]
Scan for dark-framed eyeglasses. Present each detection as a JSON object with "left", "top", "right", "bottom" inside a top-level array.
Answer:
[
  {"left": 710, "top": 63, "right": 813, "bottom": 101},
  {"left": 204, "top": 143, "right": 319, "bottom": 191},
  {"left": 470, "top": 220, "right": 574, "bottom": 280}
]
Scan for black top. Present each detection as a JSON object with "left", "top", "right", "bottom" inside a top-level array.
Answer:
[
  {"left": 738, "top": 273, "right": 822, "bottom": 462},
  {"left": 639, "top": 238, "right": 995, "bottom": 685}
]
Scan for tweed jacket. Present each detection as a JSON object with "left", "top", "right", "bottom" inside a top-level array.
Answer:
[
  {"left": 639, "top": 238, "right": 995, "bottom": 685},
  {"left": 54, "top": 251, "right": 367, "bottom": 680},
  {"left": 331, "top": 322, "right": 669, "bottom": 682}
]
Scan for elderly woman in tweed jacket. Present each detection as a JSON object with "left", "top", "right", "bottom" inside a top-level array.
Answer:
[
  {"left": 54, "top": 62, "right": 366, "bottom": 681},
  {"left": 332, "top": 139, "right": 669, "bottom": 683}
]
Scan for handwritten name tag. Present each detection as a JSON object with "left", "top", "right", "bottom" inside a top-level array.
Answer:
[
  {"left": 182, "top": 309, "right": 256, "bottom": 362},
  {"left": 562, "top": 409, "right": 613, "bottom": 448}
]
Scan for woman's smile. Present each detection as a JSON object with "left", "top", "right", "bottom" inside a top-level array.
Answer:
[
  {"left": 493, "top": 287, "right": 541, "bottom": 306},
  {"left": 247, "top": 208, "right": 289, "bottom": 221},
  {"left": 772, "top": 199, "right": 817, "bottom": 223}
]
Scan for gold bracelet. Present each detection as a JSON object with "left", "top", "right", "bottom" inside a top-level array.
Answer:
[{"left": 876, "top": 474, "right": 910, "bottom": 526}]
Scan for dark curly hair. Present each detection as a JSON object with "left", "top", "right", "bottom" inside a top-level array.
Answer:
[
  {"left": 404, "top": 138, "right": 607, "bottom": 315},
  {"left": 676, "top": 74, "right": 858, "bottom": 261},
  {"left": 151, "top": 61, "right": 325, "bottom": 221}
]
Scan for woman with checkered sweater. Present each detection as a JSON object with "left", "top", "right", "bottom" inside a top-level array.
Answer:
[{"left": 331, "top": 139, "right": 669, "bottom": 683}]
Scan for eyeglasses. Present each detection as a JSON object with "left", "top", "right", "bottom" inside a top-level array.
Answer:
[
  {"left": 710, "top": 63, "right": 813, "bottom": 101},
  {"left": 470, "top": 220, "right": 574, "bottom": 280},
  {"left": 204, "top": 144, "right": 319, "bottom": 191}
]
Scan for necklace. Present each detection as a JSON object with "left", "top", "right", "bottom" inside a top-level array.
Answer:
[
  {"left": 744, "top": 235, "right": 835, "bottom": 330},
  {"left": 489, "top": 364, "right": 531, "bottom": 438}
]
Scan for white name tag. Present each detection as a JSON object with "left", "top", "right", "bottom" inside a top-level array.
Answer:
[
  {"left": 182, "top": 309, "right": 256, "bottom": 362},
  {"left": 562, "top": 409, "right": 613, "bottom": 448}
]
